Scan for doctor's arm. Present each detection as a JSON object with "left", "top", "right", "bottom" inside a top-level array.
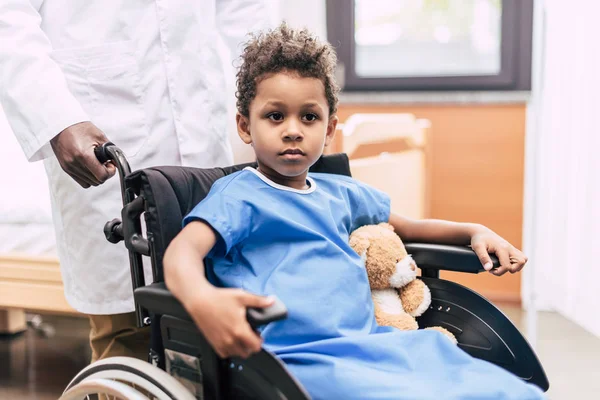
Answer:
[
  {"left": 164, "top": 220, "right": 274, "bottom": 359},
  {"left": 0, "top": 0, "right": 114, "bottom": 187}
]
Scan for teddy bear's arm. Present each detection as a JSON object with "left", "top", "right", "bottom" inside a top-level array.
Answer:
[{"left": 349, "top": 234, "right": 370, "bottom": 258}]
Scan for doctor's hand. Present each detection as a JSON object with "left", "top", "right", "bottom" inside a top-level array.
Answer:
[
  {"left": 50, "top": 121, "right": 116, "bottom": 188},
  {"left": 188, "top": 287, "right": 274, "bottom": 359},
  {"left": 471, "top": 228, "right": 528, "bottom": 276}
]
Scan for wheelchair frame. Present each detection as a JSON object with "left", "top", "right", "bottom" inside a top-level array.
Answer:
[{"left": 83, "top": 143, "right": 549, "bottom": 399}]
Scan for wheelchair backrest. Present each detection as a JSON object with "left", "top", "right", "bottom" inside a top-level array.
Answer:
[{"left": 125, "top": 154, "right": 352, "bottom": 283}]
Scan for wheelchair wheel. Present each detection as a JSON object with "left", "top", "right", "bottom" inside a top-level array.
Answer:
[
  {"left": 60, "top": 378, "right": 151, "bottom": 400},
  {"left": 59, "top": 356, "right": 196, "bottom": 400}
]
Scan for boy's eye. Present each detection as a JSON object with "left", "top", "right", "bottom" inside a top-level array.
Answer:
[
  {"left": 267, "top": 112, "right": 284, "bottom": 121},
  {"left": 302, "top": 113, "right": 318, "bottom": 122}
]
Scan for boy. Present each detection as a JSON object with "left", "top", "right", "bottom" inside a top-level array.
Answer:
[{"left": 163, "top": 24, "right": 544, "bottom": 399}]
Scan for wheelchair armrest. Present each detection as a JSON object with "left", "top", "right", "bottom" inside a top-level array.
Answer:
[
  {"left": 134, "top": 283, "right": 288, "bottom": 329},
  {"left": 135, "top": 282, "right": 192, "bottom": 322},
  {"left": 405, "top": 243, "right": 500, "bottom": 274}
]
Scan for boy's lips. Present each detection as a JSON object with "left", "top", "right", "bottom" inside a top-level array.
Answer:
[{"left": 279, "top": 148, "right": 305, "bottom": 155}]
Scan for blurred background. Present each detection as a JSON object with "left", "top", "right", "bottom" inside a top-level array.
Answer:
[{"left": 1, "top": 0, "right": 598, "bottom": 399}]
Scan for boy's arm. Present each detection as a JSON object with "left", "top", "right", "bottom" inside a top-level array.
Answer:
[
  {"left": 388, "top": 212, "right": 528, "bottom": 276},
  {"left": 163, "top": 220, "right": 273, "bottom": 359},
  {"left": 389, "top": 213, "right": 484, "bottom": 246},
  {"left": 164, "top": 220, "right": 217, "bottom": 305}
]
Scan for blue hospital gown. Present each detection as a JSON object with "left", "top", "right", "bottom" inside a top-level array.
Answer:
[{"left": 184, "top": 167, "right": 545, "bottom": 400}]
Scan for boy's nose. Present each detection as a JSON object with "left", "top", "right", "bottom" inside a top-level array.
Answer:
[
  {"left": 284, "top": 131, "right": 303, "bottom": 141},
  {"left": 283, "top": 124, "right": 304, "bottom": 141}
]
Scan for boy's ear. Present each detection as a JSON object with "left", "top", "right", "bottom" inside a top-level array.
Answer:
[
  {"left": 324, "top": 115, "right": 339, "bottom": 147},
  {"left": 236, "top": 113, "right": 252, "bottom": 145}
]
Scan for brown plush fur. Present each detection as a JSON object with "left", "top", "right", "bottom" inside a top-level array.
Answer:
[
  {"left": 349, "top": 223, "right": 411, "bottom": 290},
  {"left": 350, "top": 223, "right": 458, "bottom": 344},
  {"left": 374, "top": 305, "right": 418, "bottom": 331},
  {"left": 399, "top": 280, "right": 427, "bottom": 316}
]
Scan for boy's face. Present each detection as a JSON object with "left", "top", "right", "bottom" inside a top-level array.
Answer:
[{"left": 236, "top": 71, "right": 337, "bottom": 186}]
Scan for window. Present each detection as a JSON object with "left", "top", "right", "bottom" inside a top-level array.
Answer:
[{"left": 326, "top": 0, "right": 533, "bottom": 91}]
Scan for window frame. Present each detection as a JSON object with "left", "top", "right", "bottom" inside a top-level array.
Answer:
[{"left": 326, "top": 0, "right": 533, "bottom": 91}]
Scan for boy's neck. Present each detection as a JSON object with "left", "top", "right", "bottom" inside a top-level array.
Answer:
[{"left": 256, "top": 165, "right": 310, "bottom": 190}]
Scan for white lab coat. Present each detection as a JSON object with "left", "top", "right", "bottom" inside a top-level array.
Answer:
[{"left": 0, "top": 0, "right": 270, "bottom": 314}]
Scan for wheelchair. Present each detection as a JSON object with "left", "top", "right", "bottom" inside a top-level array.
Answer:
[{"left": 60, "top": 143, "right": 549, "bottom": 399}]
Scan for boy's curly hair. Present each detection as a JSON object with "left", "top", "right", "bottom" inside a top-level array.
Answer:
[{"left": 236, "top": 23, "right": 340, "bottom": 118}]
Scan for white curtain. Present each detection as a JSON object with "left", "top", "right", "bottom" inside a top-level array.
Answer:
[{"left": 523, "top": 0, "right": 600, "bottom": 338}]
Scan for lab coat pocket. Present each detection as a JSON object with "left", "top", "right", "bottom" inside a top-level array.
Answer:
[{"left": 51, "top": 41, "right": 149, "bottom": 158}]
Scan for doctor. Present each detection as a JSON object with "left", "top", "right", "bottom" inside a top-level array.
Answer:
[{"left": 0, "top": 0, "right": 270, "bottom": 362}]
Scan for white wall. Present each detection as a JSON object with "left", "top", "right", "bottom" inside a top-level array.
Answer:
[{"left": 523, "top": 0, "right": 600, "bottom": 338}]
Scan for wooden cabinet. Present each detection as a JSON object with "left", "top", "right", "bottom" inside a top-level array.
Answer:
[{"left": 333, "top": 104, "right": 526, "bottom": 304}]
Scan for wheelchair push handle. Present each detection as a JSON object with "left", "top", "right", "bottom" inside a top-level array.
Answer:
[
  {"left": 246, "top": 296, "right": 288, "bottom": 330},
  {"left": 95, "top": 141, "right": 148, "bottom": 328},
  {"left": 94, "top": 142, "right": 112, "bottom": 164},
  {"left": 94, "top": 141, "right": 132, "bottom": 179},
  {"left": 94, "top": 141, "right": 134, "bottom": 207}
]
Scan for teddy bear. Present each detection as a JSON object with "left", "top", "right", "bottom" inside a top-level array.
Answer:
[{"left": 349, "top": 222, "right": 457, "bottom": 344}]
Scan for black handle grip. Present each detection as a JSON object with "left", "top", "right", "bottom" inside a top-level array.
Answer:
[
  {"left": 94, "top": 141, "right": 116, "bottom": 164},
  {"left": 246, "top": 296, "right": 288, "bottom": 330}
]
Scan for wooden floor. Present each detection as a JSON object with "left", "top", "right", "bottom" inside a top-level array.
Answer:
[{"left": 0, "top": 314, "right": 90, "bottom": 400}]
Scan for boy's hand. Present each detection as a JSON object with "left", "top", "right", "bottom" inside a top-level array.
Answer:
[
  {"left": 471, "top": 229, "right": 528, "bottom": 276},
  {"left": 186, "top": 287, "right": 275, "bottom": 359}
]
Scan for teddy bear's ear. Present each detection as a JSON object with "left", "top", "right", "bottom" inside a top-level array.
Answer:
[
  {"left": 349, "top": 232, "right": 371, "bottom": 257},
  {"left": 378, "top": 222, "right": 395, "bottom": 231}
]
